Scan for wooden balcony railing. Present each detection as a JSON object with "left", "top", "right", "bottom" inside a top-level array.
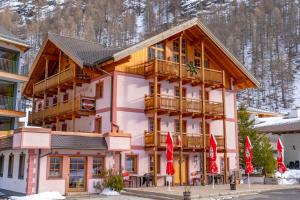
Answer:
[
  {"left": 30, "top": 96, "right": 95, "bottom": 122},
  {"left": 144, "top": 131, "right": 225, "bottom": 149},
  {"left": 125, "top": 59, "right": 223, "bottom": 85},
  {"left": 145, "top": 95, "right": 223, "bottom": 116},
  {"left": 33, "top": 67, "right": 91, "bottom": 95}
]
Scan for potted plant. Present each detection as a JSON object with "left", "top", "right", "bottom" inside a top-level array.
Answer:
[
  {"left": 183, "top": 186, "right": 191, "bottom": 200},
  {"left": 186, "top": 61, "right": 198, "bottom": 76}
]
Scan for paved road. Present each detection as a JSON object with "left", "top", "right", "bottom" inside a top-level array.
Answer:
[{"left": 233, "top": 189, "right": 300, "bottom": 200}]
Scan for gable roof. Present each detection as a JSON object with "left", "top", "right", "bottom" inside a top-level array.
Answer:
[
  {"left": 48, "top": 33, "right": 121, "bottom": 67},
  {"left": 0, "top": 26, "right": 29, "bottom": 51}
]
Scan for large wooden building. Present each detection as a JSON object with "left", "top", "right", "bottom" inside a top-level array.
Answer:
[{"left": 0, "top": 18, "right": 259, "bottom": 195}]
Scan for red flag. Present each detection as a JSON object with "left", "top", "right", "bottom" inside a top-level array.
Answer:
[
  {"left": 166, "top": 131, "right": 174, "bottom": 175},
  {"left": 244, "top": 136, "right": 254, "bottom": 174},
  {"left": 209, "top": 134, "right": 218, "bottom": 174},
  {"left": 277, "top": 138, "right": 287, "bottom": 173}
]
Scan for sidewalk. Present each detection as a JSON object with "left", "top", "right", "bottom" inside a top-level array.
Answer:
[{"left": 123, "top": 184, "right": 300, "bottom": 199}]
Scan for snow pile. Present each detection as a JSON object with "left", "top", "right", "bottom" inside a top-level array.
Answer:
[
  {"left": 275, "top": 170, "right": 300, "bottom": 185},
  {"left": 100, "top": 188, "right": 120, "bottom": 196},
  {"left": 10, "top": 192, "right": 65, "bottom": 200}
]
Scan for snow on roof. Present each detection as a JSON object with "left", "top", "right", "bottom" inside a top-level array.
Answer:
[{"left": 255, "top": 117, "right": 300, "bottom": 134}]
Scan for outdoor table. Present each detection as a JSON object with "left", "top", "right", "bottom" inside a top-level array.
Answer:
[{"left": 129, "top": 175, "right": 143, "bottom": 187}]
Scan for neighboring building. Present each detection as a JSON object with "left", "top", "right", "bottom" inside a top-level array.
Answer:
[
  {"left": 0, "top": 18, "right": 259, "bottom": 195},
  {"left": 256, "top": 107, "right": 300, "bottom": 168},
  {"left": 0, "top": 26, "right": 30, "bottom": 194}
]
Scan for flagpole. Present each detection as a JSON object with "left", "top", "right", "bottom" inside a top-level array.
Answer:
[
  {"left": 248, "top": 173, "right": 250, "bottom": 189},
  {"left": 168, "top": 176, "right": 171, "bottom": 191},
  {"left": 212, "top": 174, "right": 215, "bottom": 189}
]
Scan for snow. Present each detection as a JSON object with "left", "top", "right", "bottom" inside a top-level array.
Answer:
[
  {"left": 100, "top": 188, "right": 120, "bottom": 196},
  {"left": 10, "top": 192, "right": 65, "bottom": 200},
  {"left": 275, "top": 170, "right": 300, "bottom": 185},
  {"left": 254, "top": 117, "right": 300, "bottom": 128}
]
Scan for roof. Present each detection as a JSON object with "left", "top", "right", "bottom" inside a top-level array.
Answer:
[
  {"left": 255, "top": 118, "right": 300, "bottom": 134},
  {"left": 48, "top": 33, "right": 121, "bottom": 67},
  {"left": 51, "top": 134, "right": 107, "bottom": 150},
  {"left": 246, "top": 107, "right": 282, "bottom": 117},
  {"left": 0, "top": 26, "right": 29, "bottom": 51}
]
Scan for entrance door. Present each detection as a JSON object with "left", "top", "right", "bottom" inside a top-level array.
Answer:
[
  {"left": 68, "top": 157, "right": 86, "bottom": 192},
  {"left": 173, "top": 155, "right": 188, "bottom": 185}
]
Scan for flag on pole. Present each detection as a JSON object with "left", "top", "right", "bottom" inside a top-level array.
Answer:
[
  {"left": 277, "top": 138, "right": 287, "bottom": 173},
  {"left": 209, "top": 134, "right": 218, "bottom": 174},
  {"left": 166, "top": 131, "right": 175, "bottom": 176},
  {"left": 244, "top": 136, "right": 254, "bottom": 174}
]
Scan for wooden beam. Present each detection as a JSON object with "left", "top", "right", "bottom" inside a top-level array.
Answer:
[
  {"left": 201, "top": 41, "right": 207, "bottom": 185},
  {"left": 153, "top": 56, "right": 158, "bottom": 187},
  {"left": 42, "top": 53, "right": 58, "bottom": 61},
  {"left": 179, "top": 34, "right": 183, "bottom": 186},
  {"left": 222, "top": 70, "right": 228, "bottom": 184}
]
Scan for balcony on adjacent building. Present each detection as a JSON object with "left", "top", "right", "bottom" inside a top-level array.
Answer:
[
  {"left": 145, "top": 95, "right": 224, "bottom": 118},
  {"left": 144, "top": 131, "right": 225, "bottom": 151},
  {"left": 0, "top": 95, "right": 28, "bottom": 117}
]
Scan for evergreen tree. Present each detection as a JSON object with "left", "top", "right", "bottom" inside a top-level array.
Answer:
[{"left": 238, "top": 106, "right": 276, "bottom": 176}]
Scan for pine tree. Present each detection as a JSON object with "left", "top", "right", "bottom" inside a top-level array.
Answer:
[{"left": 238, "top": 105, "right": 276, "bottom": 176}]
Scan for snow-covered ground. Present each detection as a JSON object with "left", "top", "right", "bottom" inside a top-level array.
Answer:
[
  {"left": 9, "top": 192, "right": 65, "bottom": 200},
  {"left": 275, "top": 170, "right": 300, "bottom": 185}
]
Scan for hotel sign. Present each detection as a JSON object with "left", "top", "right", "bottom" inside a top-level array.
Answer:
[{"left": 81, "top": 97, "right": 95, "bottom": 111}]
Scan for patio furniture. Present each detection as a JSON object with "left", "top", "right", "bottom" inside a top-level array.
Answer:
[
  {"left": 191, "top": 171, "right": 201, "bottom": 186},
  {"left": 295, "top": 161, "right": 299, "bottom": 169},
  {"left": 142, "top": 173, "right": 153, "bottom": 187},
  {"left": 122, "top": 172, "right": 134, "bottom": 187},
  {"left": 289, "top": 161, "right": 295, "bottom": 169}
]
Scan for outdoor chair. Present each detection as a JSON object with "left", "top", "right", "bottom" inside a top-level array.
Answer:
[
  {"left": 191, "top": 171, "right": 201, "bottom": 186},
  {"left": 142, "top": 173, "right": 153, "bottom": 187},
  {"left": 289, "top": 161, "right": 295, "bottom": 169},
  {"left": 295, "top": 161, "right": 299, "bottom": 169},
  {"left": 122, "top": 172, "right": 133, "bottom": 187}
]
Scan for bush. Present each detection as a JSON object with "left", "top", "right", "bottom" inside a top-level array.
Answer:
[{"left": 103, "top": 169, "right": 124, "bottom": 192}]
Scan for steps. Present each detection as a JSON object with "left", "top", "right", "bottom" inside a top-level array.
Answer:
[{"left": 122, "top": 189, "right": 182, "bottom": 200}]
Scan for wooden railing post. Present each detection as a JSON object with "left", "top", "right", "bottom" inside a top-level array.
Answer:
[
  {"left": 222, "top": 70, "right": 228, "bottom": 183},
  {"left": 179, "top": 34, "right": 183, "bottom": 185},
  {"left": 72, "top": 80, "right": 76, "bottom": 132},
  {"left": 153, "top": 57, "right": 158, "bottom": 187},
  {"left": 201, "top": 41, "right": 207, "bottom": 185}
]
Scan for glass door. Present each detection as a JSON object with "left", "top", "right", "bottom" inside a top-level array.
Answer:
[{"left": 68, "top": 157, "right": 86, "bottom": 192}]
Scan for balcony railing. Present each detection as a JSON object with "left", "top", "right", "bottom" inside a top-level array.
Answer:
[
  {"left": 144, "top": 131, "right": 225, "bottom": 149},
  {"left": 0, "top": 95, "right": 27, "bottom": 112},
  {"left": 145, "top": 95, "right": 223, "bottom": 116},
  {"left": 0, "top": 58, "right": 29, "bottom": 76},
  {"left": 33, "top": 67, "right": 91, "bottom": 95},
  {"left": 125, "top": 59, "right": 223, "bottom": 85},
  {"left": 30, "top": 95, "right": 95, "bottom": 122}
]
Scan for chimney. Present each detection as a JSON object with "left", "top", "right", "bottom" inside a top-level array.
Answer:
[{"left": 288, "top": 107, "right": 300, "bottom": 118}]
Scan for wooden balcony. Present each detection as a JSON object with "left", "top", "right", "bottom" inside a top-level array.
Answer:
[
  {"left": 145, "top": 95, "right": 223, "bottom": 118},
  {"left": 125, "top": 59, "right": 223, "bottom": 87},
  {"left": 144, "top": 131, "right": 225, "bottom": 151},
  {"left": 33, "top": 67, "right": 91, "bottom": 97},
  {"left": 30, "top": 96, "right": 95, "bottom": 124}
]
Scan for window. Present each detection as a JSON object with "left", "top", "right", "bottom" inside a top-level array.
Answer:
[
  {"left": 204, "top": 60, "right": 209, "bottom": 68},
  {"left": 62, "top": 123, "right": 67, "bottom": 131},
  {"left": 149, "top": 154, "right": 161, "bottom": 174},
  {"left": 175, "top": 87, "right": 186, "bottom": 97},
  {"left": 0, "top": 154, "right": 4, "bottom": 177},
  {"left": 149, "top": 117, "right": 154, "bottom": 132},
  {"left": 48, "top": 156, "right": 62, "bottom": 178},
  {"left": 148, "top": 118, "right": 160, "bottom": 132},
  {"left": 53, "top": 96, "right": 57, "bottom": 106},
  {"left": 96, "top": 82, "right": 104, "bottom": 99},
  {"left": 172, "top": 38, "right": 187, "bottom": 64},
  {"left": 45, "top": 99, "right": 49, "bottom": 108},
  {"left": 125, "top": 155, "right": 138, "bottom": 173},
  {"left": 95, "top": 117, "right": 102, "bottom": 133},
  {"left": 149, "top": 83, "right": 161, "bottom": 95},
  {"left": 38, "top": 102, "right": 42, "bottom": 111},
  {"left": 93, "top": 157, "right": 105, "bottom": 178},
  {"left": 63, "top": 93, "right": 68, "bottom": 102},
  {"left": 8, "top": 153, "right": 14, "bottom": 178},
  {"left": 194, "top": 49, "right": 201, "bottom": 67},
  {"left": 148, "top": 42, "right": 165, "bottom": 60},
  {"left": 175, "top": 119, "right": 180, "bottom": 133},
  {"left": 18, "top": 153, "right": 25, "bottom": 179}
]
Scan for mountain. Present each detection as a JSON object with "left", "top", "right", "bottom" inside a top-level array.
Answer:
[{"left": 1, "top": 0, "right": 299, "bottom": 112}]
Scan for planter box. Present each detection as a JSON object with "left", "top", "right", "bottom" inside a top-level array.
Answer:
[{"left": 264, "top": 177, "right": 279, "bottom": 185}]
